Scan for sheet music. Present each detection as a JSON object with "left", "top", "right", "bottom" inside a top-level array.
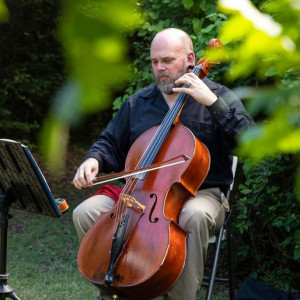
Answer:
[{"left": 0, "top": 139, "right": 61, "bottom": 217}]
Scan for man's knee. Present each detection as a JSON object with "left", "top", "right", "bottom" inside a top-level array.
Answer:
[
  {"left": 73, "top": 195, "right": 115, "bottom": 231},
  {"left": 184, "top": 206, "right": 213, "bottom": 223},
  {"left": 73, "top": 201, "right": 88, "bottom": 225}
]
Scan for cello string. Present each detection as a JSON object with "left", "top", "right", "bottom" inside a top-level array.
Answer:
[
  {"left": 111, "top": 64, "right": 202, "bottom": 234},
  {"left": 140, "top": 65, "right": 202, "bottom": 169},
  {"left": 121, "top": 66, "right": 201, "bottom": 176},
  {"left": 115, "top": 65, "right": 201, "bottom": 197},
  {"left": 112, "top": 92, "right": 187, "bottom": 233},
  {"left": 113, "top": 174, "right": 140, "bottom": 233},
  {"left": 140, "top": 85, "right": 188, "bottom": 168}
]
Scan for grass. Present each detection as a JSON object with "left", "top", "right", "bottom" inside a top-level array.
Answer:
[
  {"left": 7, "top": 208, "right": 97, "bottom": 300},
  {"left": 4, "top": 148, "right": 230, "bottom": 299}
]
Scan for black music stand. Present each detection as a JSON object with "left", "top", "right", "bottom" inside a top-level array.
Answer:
[{"left": 0, "top": 139, "right": 64, "bottom": 299}]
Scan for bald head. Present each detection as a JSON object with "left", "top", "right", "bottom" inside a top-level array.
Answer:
[{"left": 151, "top": 28, "right": 193, "bottom": 55}]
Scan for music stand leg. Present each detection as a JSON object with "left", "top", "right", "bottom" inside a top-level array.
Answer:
[{"left": 0, "top": 194, "right": 21, "bottom": 300}]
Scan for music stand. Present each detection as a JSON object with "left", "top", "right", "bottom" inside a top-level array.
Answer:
[{"left": 0, "top": 139, "right": 64, "bottom": 299}]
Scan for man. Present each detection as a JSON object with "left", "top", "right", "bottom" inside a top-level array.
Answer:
[{"left": 73, "top": 28, "right": 255, "bottom": 300}]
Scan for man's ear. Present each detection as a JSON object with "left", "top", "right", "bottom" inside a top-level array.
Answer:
[{"left": 187, "top": 51, "right": 195, "bottom": 65}]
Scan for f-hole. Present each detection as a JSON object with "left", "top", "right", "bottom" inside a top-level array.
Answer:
[{"left": 149, "top": 193, "right": 159, "bottom": 223}]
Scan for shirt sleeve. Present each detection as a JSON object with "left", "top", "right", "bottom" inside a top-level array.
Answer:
[
  {"left": 206, "top": 89, "right": 255, "bottom": 152},
  {"left": 83, "top": 101, "right": 131, "bottom": 173}
]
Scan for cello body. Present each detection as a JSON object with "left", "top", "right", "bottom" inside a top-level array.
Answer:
[{"left": 77, "top": 124, "right": 210, "bottom": 300}]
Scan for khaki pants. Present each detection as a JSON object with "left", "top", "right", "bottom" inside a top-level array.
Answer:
[{"left": 73, "top": 187, "right": 229, "bottom": 300}]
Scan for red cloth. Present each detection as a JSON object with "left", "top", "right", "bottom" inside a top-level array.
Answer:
[{"left": 93, "top": 184, "right": 123, "bottom": 203}]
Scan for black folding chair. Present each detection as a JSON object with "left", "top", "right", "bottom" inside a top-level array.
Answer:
[{"left": 202, "top": 156, "right": 238, "bottom": 300}]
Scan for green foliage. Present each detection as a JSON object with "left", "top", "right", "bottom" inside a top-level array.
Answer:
[
  {"left": 217, "top": 0, "right": 300, "bottom": 169},
  {"left": 235, "top": 154, "right": 300, "bottom": 291},
  {"left": 112, "top": 0, "right": 228, "bottom": 110},
  {"left": 57, "top": 0, "right": 142, "bottom": 114},
  {"left": 237, "top": 73, "right": 300, "bottom": 160},
  {"left": 0, "top": 0, "right": 64, "bottom": 144},
  {"left": 215, "top": 3, "right": 300, "bottom": 290},
  {"left": 218, "top": 0, "right": 300, "bottom": 80},
  {"left": 0, "top": 0, "right": 8, "bottom": 21},
  {"left": 39, "top": 0, "right": 142, "bottom": 172}
]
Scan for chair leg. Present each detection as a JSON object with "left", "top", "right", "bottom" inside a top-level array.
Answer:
[
  {"left": 227, "top": 219, "right": 236, "bottom": 300},
  {"left": 205, "top": 225, "right": 225, "bottom": 300}
]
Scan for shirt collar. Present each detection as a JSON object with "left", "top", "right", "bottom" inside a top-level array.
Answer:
[{"left": 140, "top": 84, "right": 160, "bottom": 99}]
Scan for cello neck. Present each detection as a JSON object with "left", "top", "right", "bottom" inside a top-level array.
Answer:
[{"left": 135, "top": 65, "right": 204, "bottom": 177}]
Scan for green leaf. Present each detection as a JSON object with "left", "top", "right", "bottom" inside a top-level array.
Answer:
[
  {"left": 192, "top": 18, "right": 204, "bottom": 34},
  {"left": 182, "top": 0, "right": 193, "bottom": 9},
  {"left": 0, "top": 0, "right": 9, "bottom": 21},
  {"left": 148, "top": 11, "right": 159, "bottom": 20},
  {"left": 240, "top": 188, "right": 253, "bottom": 195},
  {"left": 201, "top": 24, "right": 215, "bottom": 33},
  {"left": 294, "top": 248, "right": 300, "bottom": 260}
]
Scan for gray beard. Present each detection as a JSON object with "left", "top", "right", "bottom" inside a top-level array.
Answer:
[
  {"left": 157, "top": 81, "right": 175, "bottom": 95},
  {"left": 154, "top": 64, "right": 188, "bottom": 95}
]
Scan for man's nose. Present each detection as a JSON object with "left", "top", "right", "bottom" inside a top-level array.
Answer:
[{"left": 157, "top": 62, "right": 166, "bottom": 71}]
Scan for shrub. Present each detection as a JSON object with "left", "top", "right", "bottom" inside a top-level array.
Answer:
[{"left": 234, "top": 154, "right": 300, "bottom": 292}]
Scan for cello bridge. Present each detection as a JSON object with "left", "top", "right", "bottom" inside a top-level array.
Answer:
[{"left": 120, "top": 194, "right": 145, "bottom": 212}]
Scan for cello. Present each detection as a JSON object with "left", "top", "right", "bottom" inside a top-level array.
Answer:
[{"left": 77, "top": 39, "right": 222, "bottom": 300}]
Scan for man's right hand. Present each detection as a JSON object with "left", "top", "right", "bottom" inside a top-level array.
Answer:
[{"left": 72, "top": 157, "right": 99, "bottom": 190}]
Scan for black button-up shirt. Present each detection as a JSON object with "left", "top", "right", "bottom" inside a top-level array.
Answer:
[{"left": 84, "top": 78, "right": 255, "bottom": 192}]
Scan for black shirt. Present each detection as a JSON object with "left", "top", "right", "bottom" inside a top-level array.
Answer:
[{"left": 84, "top": 78, "right": 255, "bottom": 192}]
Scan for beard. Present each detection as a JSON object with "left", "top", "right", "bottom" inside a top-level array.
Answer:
[
  {"left": 155, "top": 72, "right": 176, "bottom": 94},
  {"left": 154, "top": 61, "right": 188, "bottom": 95}
]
